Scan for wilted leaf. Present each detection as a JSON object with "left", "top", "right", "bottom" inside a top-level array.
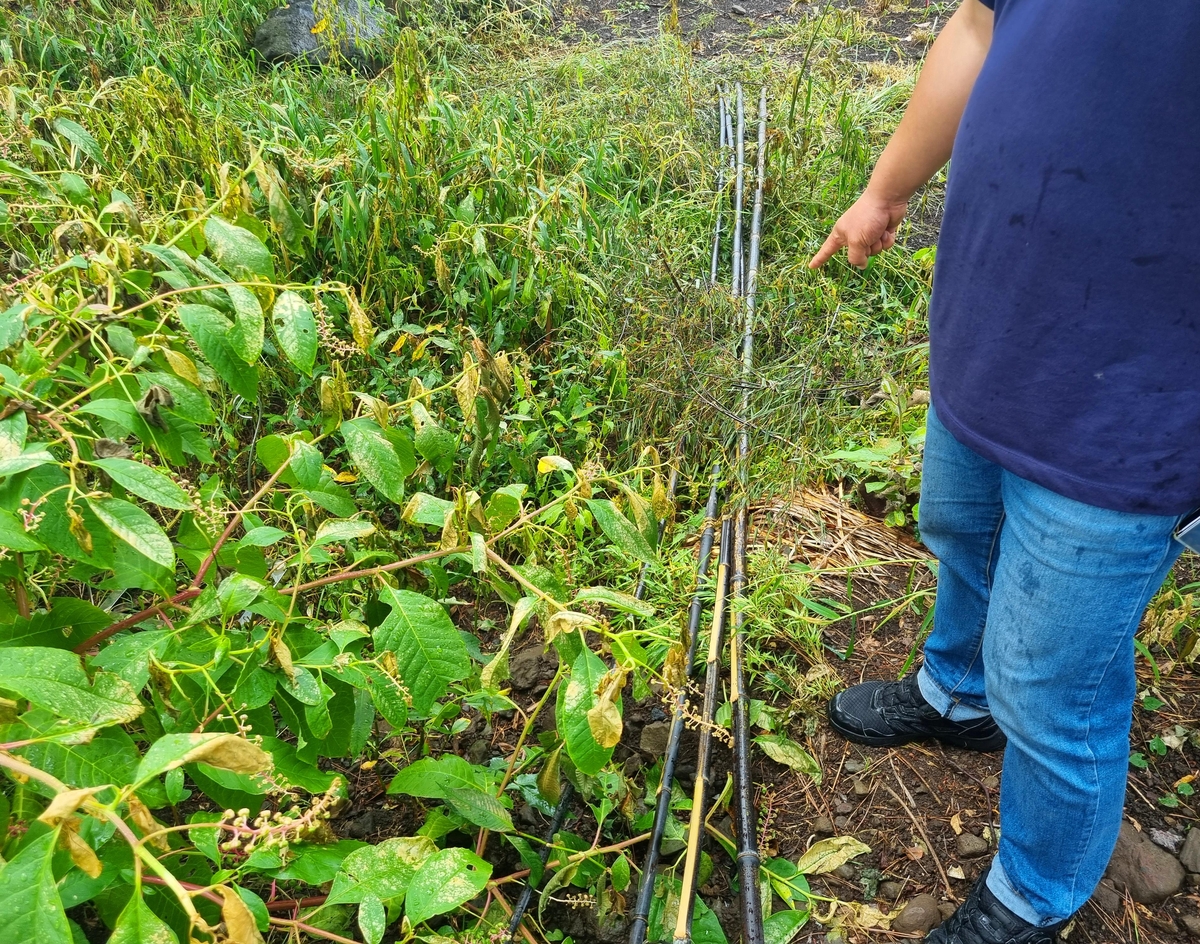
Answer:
[
  {"left": 37, "top": 787, "right": 105, "bottom": 826},
  {"left": 537, "top": 747, "right": 561, "bottom": 805},
  {"left": 755, "top": 734, "right": 822, "bottom": 784},
  {"left": 135, "top": 733, "right": 271, "bottom": 785},
  {"left": 544, "top": 610, "right": 598, "bottom": 644},
  {"left": 64, "top": 829, "right": 102, "bottom": 879},
  {"left": 586, "top": 666, "right": 627, "bottom": 749},
  {"left": 795, "top": 836, "right": 871, "bottom": 876},
  {"left": 214, "top": 885, "right": 264, "bottom": 944}
]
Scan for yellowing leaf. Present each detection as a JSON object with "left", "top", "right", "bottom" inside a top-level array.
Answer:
[
  {"left": 537, "top": 455, "right": 574, "bottom": 475},
  {"left": 128, "top": 796, "right": 168, "bottom": 852},
  {"left": 38, "top": 787, "right": 105, "bottom": 826},
  {"left": 587, "top": 698, "right": 622, "bottom": 748},
  {"left": 333, "top": 470, "right": 358, "bottom": 483},
  {"left": 795, "top": 836, "right": 871, "bottom": 876},
  {"left": 180, "top": 733, "right": 271, "bottom": 775},
  {"left": 65, "top": 829, "right": 102, "bottom": 879},
  {"left": 950, "top": 812, "right": 963, "bottom": 836},
  {"left": 544, "top": 610, "right": 598, "bottom": 644},
  {"left": 310, "top": 15, "right": 329, "bottom": 33},
  {"left": 348, "top": 294, "right": 374, "bottom": 352},
  {"left": 163, "top": 349, "right": 202, "bottom": 387},
  {"left": 215, "top": 886, "right": 264, "bottom": 944}
]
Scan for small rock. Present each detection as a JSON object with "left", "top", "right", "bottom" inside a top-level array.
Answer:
[
  {"left": 938, "top": 902, "right": 957, "bottom": 922},
  {"left": 1090, "top": 877, "right": 1122, "bottom": 914},
  {"left": 844, "top": 758, "right": 866, "bottom": 774},
  {"left": 730, "top": 3, "right": 748, "bottom": 13},
  {"left": 1105, "top": 822, "right": 1186, "bottom": 904},
  {"left": 1190, "top": 873, "right": 1200, "bottom": 888},
  {"left": 345, "top": 809, "right": 377, "bottom": 838},
  {"left": 834, "top": 863, "right": 857, "bottom": 881},
  {"left": 466, "top": 739, "right": 490, "bottom": 765},
  {"left": 622, "top": 754, "right": 644, "bottom": 777},
  {"left": 813, "top": 815, "right": 835, "bottom": 835},
  {"left": 834, "top": 815, "right": 849, "bottom": 829},
  {"left": 956, "top": 832, "right": 990, "bottom": 859},
  {"left": 1181, "top": 828, "right": 1200, "bottom": 873},
  {"left": 639, "top": 721, "right": 671, "bottom": 756},
  {"left": 892, "top": 895, "right": 942, "bottom": 935},
  {"left": 982, "top": 775, "right": 1000, "bottom": 790},
  {"left": 877, "top": 880, "right": 903, "bottom": 900},
  {"left": 250, "top": 0, "right": 392, "bottom": 71},
  {"left": 1150, "top": 828, "right": 1185, "bottom": 854},
  {"left": 1180, "top": 915, "right": 1200, "bottom": 939},
  {"left": 835, "top": 802, "right": 853, "bottom": 815},
  {"left": 509, "top": 649, "right": 545, "bottom": 691},
  {"left": 853, "top": 778, "right": 871, "bottom": 797}
]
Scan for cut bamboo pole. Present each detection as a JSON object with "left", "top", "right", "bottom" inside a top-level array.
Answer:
[
  {"left": 628, "top": 472, "right": 721, "bottom": 944},
  {"left": 731, "top": 84, "right": 746, "bottom": 299},
  {"left": 710, "top": 96, "right": 730, "bottom": 287},
  {"left": 673, "top": 516, "right": 733, "bottom": 943},
  {"left": 730, "top": 85, "right": 769, "bottom": 944}
]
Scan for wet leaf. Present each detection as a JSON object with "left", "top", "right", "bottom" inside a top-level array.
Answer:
[
  {"left": 795, "top": 836, "right": 871, "bottom": 876},
  {"left": 755, "top": 734, "right": 821, "bottom": 784},
  {"left": 405, "top": 847, "right": 491, "bottom": 925}
]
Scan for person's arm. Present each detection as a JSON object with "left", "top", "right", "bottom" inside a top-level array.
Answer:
[{"left": 809, "top": 0, "right": 995, "bottom": 269}]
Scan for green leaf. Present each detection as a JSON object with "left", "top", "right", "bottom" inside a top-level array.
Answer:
[
  {"left": 327, "top": 836, "right": 437, "bottom": 905},
  {"left": 559, "top": 648, "right": 615, "bottom": 776},
  {"left": 239, "top": 526, "right": 290, "bottom": 547},
  {"left": 414, "top": 424, "right": 457, "bottom": 474},
  {"left": 404, "top": 847, "right": 491, "bottom": 926},
  {"left": 109, "top": 892, "right": 180, "bottom": 944},
  {"left": 271, "top": 291, "right": 317, "bottom": 376},
  {"left": 401, "top": 492, "right": 454, "bottom": 528},
  {"left": 0, "top": 302, "right": 30, "bottom": 352},
  {"left": 755, "top": 735, "right": 821, "bottom": 784},
  {"left": 611, "top": 853, "right": 631, "bottom": 892},
  {"left": 0, "top": 447, "right": 56, "bottom": 477},
  {"left": 203, "top": 217, "right": 275, "bottom": 282},
  {"left": 14, "top": 718, "right": 141, "bottom": 797},
  {"left": 794, "top": 836, "right": 871, "bottom": 876},
  {"left": 0, "top": 831, "right": 71, "bottom": 944},
  {"left": 342, "top": 419, "right": 408, "bottom": 503},
  {"left": 271, "top": 840, "right": 367, "bottom": 884},
  {"left": 573, "top": 587, "right": 655, "bottom": 618},
  {"left": 86, "top": 497, "right": 174, "bottom": 569},
  {"left": 358, "top": 895, "right": 386, "bottom": 944},
  {"left": 52, "top": 117, "right": 104, "bottom": 166},
  {"left": 763, "top": 910, "right": 807, "bottom": 944},
  {"left": 585, "top": 499, "right": 655, "bottom": 564},
  {"left": 0, "top": 508, "right": 47, "bottom": 552},
  {"left": 312, "top": 518, "right": 375, "bottom": 547},
  {"left": 225, "top": 282, "right": 265, "bottom": 364},
  {"left": 373, "top": 587, "right": 470, "bottom": 716},
  {"left": 387, "top": 755, "right": 484, "bottom": 799},
  {"left": 177, "top": 304, "right": 259, "bottom": 401},
  {"left": 90, "top": 458, "right": 192, "bottom": 510},
  {"left": 0, "top": 647, "right": 142, "bottom": 727},
  {"left": 485, "top": 484, "right": 526, "bottom": 532},
  {"left": 356, "top": 665, "right": 409, "bottom": 728},
  {"left": 443, "top": 787, "right": 513, "bottom": 832},
  {"left": 135, "top": 732, "right": 271, "bottom": 786}
]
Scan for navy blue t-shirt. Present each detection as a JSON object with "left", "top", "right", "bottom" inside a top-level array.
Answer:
[{"left": 929, "top": 0, "right": 1200, "bottom": 516}]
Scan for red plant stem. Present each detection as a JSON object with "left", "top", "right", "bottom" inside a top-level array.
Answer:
[
  {"left": 141, "top": 875, "right": 224, "bottom": 906},
  {"left": 191, "top": 459, "right": 293, "bottom": 589},
  {"left": 264, "top": 895, "right": 328, "bottom": 913}
]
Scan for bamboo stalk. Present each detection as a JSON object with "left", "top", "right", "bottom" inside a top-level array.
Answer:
[
  {"left": 731, "top": 84, "right": 746, "bottom": 299},
  {"left": 628, "top": 472, "right": 721, "bottom": 944},
  {"left": 673, "top": 517, "right": 733, "bottom": 943},
  {"left": 709, "top": 96, "right": 729, "bottom": 287},
  {"left": 730, "top": 86, "right": 769, "bottom": 944},
  {"left": 508, "top": 455, "right": 681, "bottom": 944}
]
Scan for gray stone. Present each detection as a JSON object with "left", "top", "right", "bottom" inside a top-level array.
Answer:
[
  {"left": 730, "top": 4, "right": 748, "bottom": 13},
  {"left": 844, "top": 758, "right": 866, "bottom": 774},
  {"left": 982, "top": 775, "right": 999, "bottom": 790},
  {"left": 509, "top": 649, "right": 544, "bottom": 691},
  {"left": 834, "top": 863, "right": 857, "bottom": 881},
  {"left": 1150, "top": 828, "right": 1184, "bottom": 854},
  {"left": 813, "top": 815, "right": 835, "bottom": 836},
  {"left": 1182, "top": 828, "right": 1200, "bottom": 873},
  {"left": 1180, "top": 915, "right": 1200, "bottom": 939},
  {"left": 892, "top": 894, "right": 942, "bottom": 935},
  {"left": 251, "top": 1, "right": 392, "bottom": 71},
  {"left": 1090, "top": 877, "right": 1122, "bottom": 914},
  {"left": 956, "top": 832, "right": 990, "bottom": 859},
  {"left": 853, "top": 778, "right": 871, "bottom": 797},
  {"left": 877, "top": 880, "right": 903, "bottom": 901},
  {"left": 1105, "top": 822, "right": 1186, "bottom": 904},
  {"left": 639, "top": 721, "right": 671, "bottom": 756},
  {"left": 938, "top": 902, "right": 957, "bottom": 922}
]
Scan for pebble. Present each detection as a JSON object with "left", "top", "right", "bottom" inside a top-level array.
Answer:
[
  {"left": 982, "top": 775, "right": 999, "bottom": 790},
  {"left": 1181, "top": 915, "right": 1200, "bottom": 939},
  {"left": 639, "top": 721, "right": 671, "bottom": 755},
  {"left": 892, "top": 895, "right": 942, "bottom": 934},
  {"left": 938, "top": 902, "right": 957, "bottom": 922},
  {"left": 509, "top": 649, "right": 545, "bottom": 691},
  {"left": 844, "top": 758, "right": 866, "bottom": 774},
  {"left": 467, "top": 739, "right": 490, "bottom": 764},
  {"left": 834, "top": 815, "right": 849, "bottom": 829},
  {"left": 1090, "top": 877, "right": 1122, "bottom": 914},
  {"left": 835, "top": 802, "right": 853, "bottom": 815},
  {"left": 1190, "top": 873, "right": 1200, "bottom": 888},
  {"left": 1105, "top": 822, "right": 1186, "bottom": 903},
  {"left": 956, "top": 832, "right": 990, "bottom": 859},
  {"left": 1150, "top": 828, "right": 1185, "bottom": 854},
  {"left": 834, "top": 863, "right": 857, "bottom": 881},
  {"left": 877, "top": 880, "right": 903, "bottom": 900},
  {"left": 813, "top": 815, "right": 835, "bottom": 835},
  {"left": 852, "top": 778, "right": 871, "bottom": 797},
  {"left": 730, "top": 3, "right": 748, "bottom": 13},
  {"left": 1181, "top": 828, "right": 1200, "bottom": 873}
]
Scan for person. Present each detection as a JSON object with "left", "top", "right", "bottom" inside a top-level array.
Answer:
[{"left": 807, "top": 1, "right": 1200, "bottom": 942}]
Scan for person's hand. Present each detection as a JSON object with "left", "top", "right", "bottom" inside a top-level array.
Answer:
[{"left": 809, "top": 190, "right": 909, "bottom": 269}]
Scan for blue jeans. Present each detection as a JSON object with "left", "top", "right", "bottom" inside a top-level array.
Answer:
[{"left": 915, "top": 406, "right": 1184, "bottom": 925}]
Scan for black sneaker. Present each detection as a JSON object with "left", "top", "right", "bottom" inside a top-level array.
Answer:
[
  {"left": 827, "top": 672, "right": 1006, "bottom": 752},
  {"left": 927, "top": 869, "right": 1066, "bottom": 944}
]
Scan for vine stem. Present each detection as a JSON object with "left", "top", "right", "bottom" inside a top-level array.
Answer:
[{"left": 489, "top": 831, "right": 652, "bottom": 887}]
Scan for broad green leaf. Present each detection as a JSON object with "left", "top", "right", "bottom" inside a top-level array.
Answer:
[
  {"left": 52, "top": 117, "right": 104, "bottom": 166},
  {"left": 342, "top": 419, "right": 407, "bottom": 503},
  {"left": 573, "top": 587, "right": 655, "bottom": 618},
  {"left": 0, "top": 302, "right": 30, "bottom": 352},
  {"left": 387, "top": 755, "right": 484, "bottom": 799},
  {"left": 0, "top": 831, "right": 71, "bottom": 944},
  {"left": 177, "top": 304, "right": 259, "bottom": 401},
  {"left": 414, "top": 423, "right": 456, "bottom": 474},
  {"left": 755, "top": 735, "right": 821, "bottom": 784},
  {"left": 225, "top": 282, "right": 265, "bottom": 364},
  {"left": 646, "top": 874, "right": 727, "bottom": 944},
  {"left": 763, "top": 910, "right": 808, "bottom": 944},
  {"left": 404, "top": 847, "right": 491, "bottom": 926},
  {"left": 401, "top": 492, "right": 454, "bottom": 528},
  {"left": 0, "top": 508, "right": 47, "bottom": 552},
  {"left": 327, "top": 836, "right": 437, "bottom": 905},
  {"left": 485, "top": 484, "right": 526, "bottom": 531},
  {"left": 14, "top": 716, "right": 141, "bottom": 797},
  {"left": 611, "top": 853, "right": 631, "bottom": 892},
  {"left": 358, "top": 895, "right": 386, "bottom": 944},
  {"left": 312, "top": 518, "right": 375, "bottom": 547},
  {"left": 86, "top": 497, "right": 174, "bottom": 569},
  {"left": 585, "top": 499, "right": 655, "bottom": 563},
  {"left": 239, "top": 526, "right": 290, "bottom": 547},
  {"left": 356, "top": 665, "right": 408, "bottom": 728},
  {"left": 109, "top": 892, "right": 180, "bottom": 944},
  {"left": 90, "top": 630, "right": 172, "bottom": 692},
  {"left": 373, "top": 587, "right": 470, "bottom": 716},
  {"left": 291, "top": 438, "right": 323, "bottom": 488},
  {"left": 2, "top": 598, "right": 111, "bottom": 650},
  {"left": 443, "top": 787, "right": 513, "bottom": 832},
  {"left": 271, "top": 840, "right": 366, "bottom": 884},
  {"left": 259, "top": 738, "right": 340, "bottom": 794},
  {"left": 135, "top": 733, "right": 271, "bottom": 786},
  {"left": 794, "top": 836, "right": 871, "bottom": 876},
  {"left": 271, "top": 291, "right": 317, "bottom": 376},
  {"left": 90, "top": 458, "right": 192, "bottom": 510},
  {"left": 0, "top": 647, "right": 142, "bottom": 727},
  {"left": 0, "top": 410, "right": 27, "bottom": 457},
  {"left": 203, "top": 217, "right": 275, "bottom": 281},
  {"left": 558, "top": 648, "right": 615, "bottom": 776},
  {"left": 0, "top": 447, "right": 55, "bottom": 477}
]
